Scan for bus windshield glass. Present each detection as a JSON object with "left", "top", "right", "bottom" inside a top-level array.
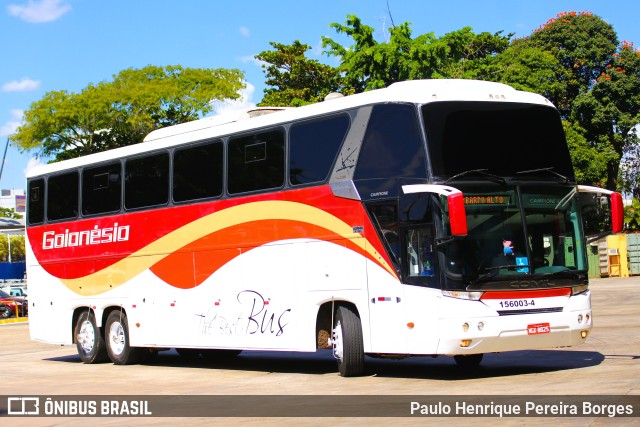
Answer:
[
  {"left": 443, "top": 184, "right": 587, "bottom": 283},
  {"left": 422, "top": 102, "right": 574, "bottom": 180}
]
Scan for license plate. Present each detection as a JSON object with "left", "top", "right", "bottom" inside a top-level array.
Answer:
[{"left": 527, "top": 323, "right": 550, "bottom": 335}]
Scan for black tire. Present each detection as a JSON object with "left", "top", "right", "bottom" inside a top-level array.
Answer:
[
  {"left": 332, "top": 305, "right": 365, "bottom": 377},
  {"left": 105, "top": 310, "right": 142, "bottom": 365},
  {"left": 176, "top": 348, "right": 241, "bottom": 361},
  {"left": 454, "top": 353, "right": 484, "bottom": 369},
  {"left": 0, "top": 305, "right": 11, "bottom": 318},
  {"left": 74, "top": 310, "right": 108, "bottom": 363}
]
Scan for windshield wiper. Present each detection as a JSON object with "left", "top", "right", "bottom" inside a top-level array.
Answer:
[
  {"left": 516, "top": 167, "right": 569, "bottom": 183},
  {"left": 443, "top": 169, "right": 506, "bottom": 184},
  {"left": 535, "top": 269, "right": 582, "bottom": 279},
  {"left": 472, "top": 264, "right": 526, "bottom": 283}
]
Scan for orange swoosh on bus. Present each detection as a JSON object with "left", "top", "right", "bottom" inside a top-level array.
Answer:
[{"left": 59, "top": 201, "right": 397, "bottom": 295}]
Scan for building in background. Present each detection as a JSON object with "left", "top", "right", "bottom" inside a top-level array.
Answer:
[{"left": 0, "top": 189, "right": 25, "bottom": 214}]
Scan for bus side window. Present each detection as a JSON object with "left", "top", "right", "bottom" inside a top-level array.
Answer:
[
  {"left": 354, "top": 104, "right": 426, "bottom": 181},
  {"left": 124, "top": 152, "right": 169, "bottom": 210},
  {"left": 28, "top": 178, "right": 45, "bottom": 225},
  {"left": 173, "top": 140, "right": 223, "bottom": 202},
  {"left": 289, "top": 114, "right": 349, "bottom": 186},
  {"left": 228, "top": 129, "right": 285, "bottom": 194},
  {"left": 82, "top": 162, "right": 121, "bottom": 215},
  {"left": 47, "top": 171, "right": 79, "bottom": 221}
]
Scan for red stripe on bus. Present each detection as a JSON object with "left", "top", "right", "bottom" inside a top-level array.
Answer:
[{"left": 480, "top": 288, "right": 572, "bottom": 300}]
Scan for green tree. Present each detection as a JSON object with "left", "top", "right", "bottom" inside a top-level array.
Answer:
[
  {"left": 12, "top": 65, "right": 245, "bottom": 161},
  {"left": 0, "top": 235, "right": 25, "bottom": 262},
  {"left": 472, "top": 42, "right": 567, "bottom": 106},
  {"left": 625, "top": 198, "right": 640, "bottom": 232},
  {"left": 0, "top": 207, "right": 22, "bottom": 219},
  {"left": 571, "top": 39, "right": 640, "bottom": 190},
  {"left": 256, "top": 41, "right": 346, "bottom": 107},
  {"left": 523, "top": 11, "right": 618, "bottom": 116},
  {"left": 562, "top": 121, "right": 616, "bottom": 186},
  {"left": 479, "top": 12, "right": 638, "bottom": 190},
  {"left": 321, "top": 15, "right": 510, "bottom": 92}
]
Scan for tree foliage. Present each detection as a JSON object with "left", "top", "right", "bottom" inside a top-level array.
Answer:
[
  {"left": 257, "top": 12, "right": 639, "bottom": 192},
  {"left": 321, "top": 15, "right": 511, "bottom": 92},
  {"left": 12, "top": 65, "right": 245, "bottom": 161},
  {"left": 255, "top": 41, "right": 346, "bottom": 106},
  {"left": 0, "top": 235, "right": 25, "bottom": 262},
  {"left": 487, "top": 12, "right": 639, "bottom": 191},
  {"left": 0, "top": 207, "right": 22, "bottom": 219},
  {"left": 625, "top": 198, "right": 640, "bottom": 232}
]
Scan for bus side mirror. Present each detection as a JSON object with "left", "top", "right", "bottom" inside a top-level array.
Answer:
[
  {"left": 578, "top": 186, "right": 624, "bottom": 237},
  {"left": 447, "top": 192, "right": 468, "bottom": 237},
  {"left": 401, "top": 184, "right": 468, "bottom": 237}
]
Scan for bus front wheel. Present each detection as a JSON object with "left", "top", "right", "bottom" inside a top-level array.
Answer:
[
  {"left": 332, "top": 305, "right": 365, "bottom": 377},
  {"left": 105, "top": 311, "right": 141, "bottom": 365},
  {"left": 75, "top": 311, "right": 108, "bottom": 364}
]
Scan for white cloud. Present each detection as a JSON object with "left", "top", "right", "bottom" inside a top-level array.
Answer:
[
  {"left": 211, "top": 82, "right": 256, "bottom": 115},
  {"left": 0, "top": 110, "right": 24, "bottom": 137},
  {"left": 7, "top": 0, "right": 71, "bottom": 23},
  {"left": 239, "top": 26, "right": 250, "bottom": 37},
  {"left": 239, "top": 55, "right": 266, "bottom": 69},
  {"left": 24, "top": 156, "right": 45, "bottom": 176},
  {"left": 2, "top": 78, "right": 41, "bottom": 92}
]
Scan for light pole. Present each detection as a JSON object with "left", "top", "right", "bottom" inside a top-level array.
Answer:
[{"left": 0, "top": 136, "right": 9, "bottom": 184}]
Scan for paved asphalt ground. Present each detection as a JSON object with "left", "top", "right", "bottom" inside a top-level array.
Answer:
[{"left": 0, "top": 276, "right": 638, "bottom": 426}]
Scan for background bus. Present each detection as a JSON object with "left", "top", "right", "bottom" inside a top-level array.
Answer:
[{"left": 25, "top": 79, "right": 622, "bottom": 376}]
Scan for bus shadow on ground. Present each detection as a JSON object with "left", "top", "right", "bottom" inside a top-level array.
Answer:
[{"left": 47, "top": 348, "right": 607, "bottom": 380}]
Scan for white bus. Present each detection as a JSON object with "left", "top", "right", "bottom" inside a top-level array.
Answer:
[{"left": 26, "top": 79, "right": 623, "bottom": 376}]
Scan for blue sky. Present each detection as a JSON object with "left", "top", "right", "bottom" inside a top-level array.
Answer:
[{"left": 1, "top": 0, "right": 639, "bottom": 191}]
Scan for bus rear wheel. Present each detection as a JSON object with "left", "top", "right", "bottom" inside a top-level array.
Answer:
[
  {"left": 332, "top": 305, "right": 365, "bottom": 377},
  {"left": 105, "top": 311, "right": 141, "bottom": 365},
  {"left": 75, "top": 311, "right": 108, "bottom": 363}
]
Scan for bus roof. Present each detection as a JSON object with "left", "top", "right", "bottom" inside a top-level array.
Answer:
[{"left": 26, "top": 79, "right": 553, "bottom": 179}]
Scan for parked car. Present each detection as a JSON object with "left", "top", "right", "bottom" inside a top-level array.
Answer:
[
  {"left": 7, "top": 286, "right": 27, "bottom": 298},
  {"left": 0, "top": 290, "right": 27, "bottom": 318}
]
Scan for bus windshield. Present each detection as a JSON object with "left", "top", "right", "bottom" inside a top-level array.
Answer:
[
  {"left": 422, "top": 102, "right": 575, "bottom": 181},
  {"left": 443, "top": 184, "right": 587, "bottom": 284}
]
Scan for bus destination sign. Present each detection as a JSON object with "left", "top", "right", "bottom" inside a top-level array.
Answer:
[{"left": 464, "top": 195, "right": 511, "bottom": 205}]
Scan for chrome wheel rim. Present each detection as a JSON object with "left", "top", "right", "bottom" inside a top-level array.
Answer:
[
  {"left": 77, "top": 320, "right": 95, "bottom": 354},
  {"left": 108, "top": 320, "right": 126, "bottom": 356},
  {"left": 332, "top": 320, "right": 344, "bottom": 361}
]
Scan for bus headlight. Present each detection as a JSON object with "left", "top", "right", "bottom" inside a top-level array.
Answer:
[{"left": 442, "top": 290, "right": 484, "bottom": 301}]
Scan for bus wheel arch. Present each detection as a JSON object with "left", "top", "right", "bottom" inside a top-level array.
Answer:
[
  {"left": 104, "top": 308, "right": 142, "bottom": 365},
  {"left": 73, "top": 308, "right": 108, "bottom": 364}
]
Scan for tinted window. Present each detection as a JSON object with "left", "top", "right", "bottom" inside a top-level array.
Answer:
[
  {"left": 289, "top": 114, "right": 349, "bottom": 185},
  {"left": 173, "top": 141, "right": 223, "bottom": 202},
  {"left": 422, "top": 102, "right": 574, "bottom": 179},
  {"left": 354, "top": 104, "right": 426, "bottom": 180},
  {"left": 28, "top": 178, "right": 45, "bottom": 225},
  {"left": 47, "top": 171, "right": 79, "bottom": 221},
  {"left": 125, "top": 152, "right": 169, "bottom": 209},
  {"left": 228, "top": 129, "right": 285, "bottom": 194},
  {"left": 82, "top": 162, "right": 121, "bottom": 215}
]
